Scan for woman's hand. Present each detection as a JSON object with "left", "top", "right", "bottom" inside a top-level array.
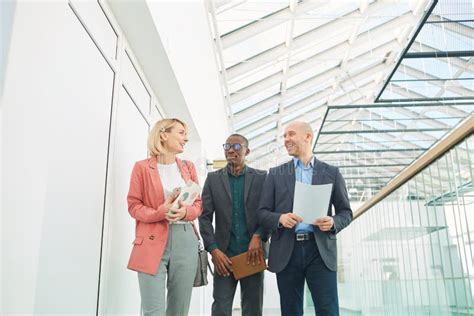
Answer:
[
  {"left": 163, "top": 188, "right": 180, "bottom": 211},
  {"left": 166, "top": 200, "right": 187, "bottom": 222}
]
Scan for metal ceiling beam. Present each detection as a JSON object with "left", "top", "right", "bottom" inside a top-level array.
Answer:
[
  {"left": 234, "top": 55, "right": 391, "bottom": 130},
  {"left": 374, "top": 0, "right": 438, "bottom": 102},
  {"left": 232, "top": 58, "right": 368, "bottom": 125},
  {"left": 343, "top": 176, "right": 394, "bottom": 180},
  {"left": 320, "top": 104, "right": 413, "bottom": 137},
  {"left": 214, "top": 0, "right": 239, "bottom": 12},
  {"left": 387, "top": 85, "right": 473, "bottom": 118},
  {"left": 249, "top": 99, "right": 428, "bottom": 164},
  {"left": 407, "top": 42, "right": 474, "bottom": 72},
  {"left": 229, "top": 20, "right": 406, "bottom": 103},
  {"left": 327, "top": 101, "right": 474, "bottom": 109},
  {"left": 314, "top": 102, "right": 440, "bottom": 153},
  {"left": 206, "top": 0, "right": 236, "bottom": 130},
  {"left": 315, "top": 148, "right": 429, "bottom": 154},
  {"left": 378, "top": 96, "right": 474, "bottom": 102},
  {"left": 315, "top": 114, "right": 433, "bottom": 154},
  {"left": 319, "top": 137, "right": 438, "bottom": 143},
  {"left": 404, "top": 50, "right": 474, "bottom": 58},
  {"left": 390, "top": 107, "right": 450, "bottom": 129},
  {"left": 433, "top": 57, "right": 474, "bottom": 98},
  {"left": 428, "top": 14, "right": 474, "bottom": 39},
  {"left": 346, "top": 184, "right": 385, "bottom": 188},
  {"left": 226, "top": 0, "right": 405, "bottom": 81},
  {"left": 246, "top": 87, "right": 374, "bottom": 146},
  {"left": 320, "top": 127, "right": 450, "bottom": 134},
  {"left": 236, "top": 63, "right": 389, "bottom": 135},
  {"left": 247, "top": 129, "right": 279, "bottom": 147},
  {"left": 391, "top": 77, "right": 474, "bottom": 82},
  {"left": 337, "top": 163, "right": 408, "bottom": 168},
  {"left": 220, "top": 1, "right": 323, "bottom": 49},
  {"left": 274, "top": 0, "right": 298, "bottom": 149},
  {"left": 250, "top": 136, "right": 420, "bottom": 168},
  {"left": 323, "top": 157, "right": 419, "bottom": 165},
  {"left": 236, "top": 92, "right": 329, "bottom": 135},
  {"left": 233, "top": 93, "right": 280, "bottom": 120},
  {"left": 396, "top": 65, "right": 474, "bottom": 97},
  {"left": 379, "top": 82, "right": 436, "bottom": 99}
]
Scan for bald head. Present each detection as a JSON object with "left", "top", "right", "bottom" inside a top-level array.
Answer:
[
  {"left": 286, "top": 121, "right": 314, "bottom": 140},
  {"left": 283, "top": 120, "right": 314, "bottom": 159}
]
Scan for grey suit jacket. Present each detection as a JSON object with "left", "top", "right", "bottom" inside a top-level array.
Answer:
[
  {"left": 199, "top": 166, "right": 269, "bottom": 253},
  {"left": 257, "top": 158, "right": 352, "bottom": 272}
]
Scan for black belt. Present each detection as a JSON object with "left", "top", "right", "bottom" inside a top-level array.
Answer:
[{"left": 295, "top": 233, "right": 315, "bottom": 241}]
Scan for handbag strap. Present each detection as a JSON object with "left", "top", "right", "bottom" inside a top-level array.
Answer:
[
  {"left": 190, "top": 222, "right": 203, "bottom": 243},
  {"left": 191, "top": 221, "right": 214, "bottom": 276},
  {"left": 182, "top": 160, "right": 214, "bottom": 276}
]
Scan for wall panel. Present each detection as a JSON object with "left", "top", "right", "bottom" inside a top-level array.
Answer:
[
  {"left": 2, "top": 2, "right": 114, "bottom": 313},
  {"left": 98, "top": 87, "right": 150, "bottom": 314}
]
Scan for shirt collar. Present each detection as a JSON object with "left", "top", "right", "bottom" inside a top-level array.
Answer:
[
  {"left": 293, "top": 156, "right": 315, "bottom": 169},
  {"left": 226, "top": 164, "right": 247, "bottom": 176}
]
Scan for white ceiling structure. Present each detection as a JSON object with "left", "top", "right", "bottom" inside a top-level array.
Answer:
[{"left": 206, "top": 0, "right": 474, "bottom": 202}]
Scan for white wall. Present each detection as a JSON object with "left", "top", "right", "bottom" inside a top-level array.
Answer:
[
  {"left": 0, "top": 0, "right": 16, "bottom": 98},
  {"left": 98, "top": 85, "right": 150, "bottom": 314},
  {"left": 1, "top": 0, "right": 217, "bottom": 314},
  {"left": 1, "top": 1, "right": 281, "bottom": 315},
  {"left": 2, "top": 1, "right": 114, "bottom": 313},
  {"left": 146, "top": 0, "right": 230, "bottom": 161},
  {"left": 0, "top": 0, "right": 191, "bottom": 314}
]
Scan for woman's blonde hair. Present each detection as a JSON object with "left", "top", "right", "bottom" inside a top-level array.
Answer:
[{"left": 148, "top": 118, "right": 187, "bottom": 156}]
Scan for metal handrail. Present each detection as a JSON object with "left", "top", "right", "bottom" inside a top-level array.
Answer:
[{"left": 354, "top": 115, "right": 474, "bottom": 220}]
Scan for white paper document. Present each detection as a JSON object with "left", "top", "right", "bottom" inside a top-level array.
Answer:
[
  {"left": 293, "top": 182, "right": 333, "bottom": 223},
  {"left": 172, "top": 180, "right": 201, "bottom": 208}
]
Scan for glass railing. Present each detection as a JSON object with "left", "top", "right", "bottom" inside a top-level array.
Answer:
[{"left": 337, "top": 118, "right": 473, "bottom": 315}]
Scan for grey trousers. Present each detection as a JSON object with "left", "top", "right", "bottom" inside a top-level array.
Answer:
[
  {"left": 212, "top": 270, "right": 264, "bottom": 316},
  {"left": 137, "top": 223, "right": 198, "bottom": 316}
]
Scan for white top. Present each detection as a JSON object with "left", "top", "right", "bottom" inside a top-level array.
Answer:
[
  {"left": 157, "top": 162, "right": 187, "bottom": 224},
  {"left": 157, "top": 162, "right": 185, "bottom": 199}
]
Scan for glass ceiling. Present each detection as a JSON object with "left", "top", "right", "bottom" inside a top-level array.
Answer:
[
  {"left": 315, "top": 102, "right": 473, "bottom": 202},
  {"left": 207, "top": 0, "right": 474, "bottom": 202},
  {"left": 379, "top": 0, "right": 474, "bottom": 102}
]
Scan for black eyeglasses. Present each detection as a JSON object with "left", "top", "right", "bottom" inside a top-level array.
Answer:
[{"left": 223, "top": 143, "right": 246, "bottom": 151}]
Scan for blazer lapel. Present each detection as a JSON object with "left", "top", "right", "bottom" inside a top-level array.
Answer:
[
  {"left": 284, "top": 161, "right": 296, "bottom": 201},
  {"left": 312, "top": 158, "right": 320, "bottom": 185},
  {"left": 219, "top": 168, "right": 232, "bottom": 200},
  {"left": 244, "top": 167, "right": 254, "bottom": 203},
  {"left": 312, "top": 158, "right": 326, "bottom": 185},
  {"left": 148, "top": 156, "right": 164, "bottom": 205}
]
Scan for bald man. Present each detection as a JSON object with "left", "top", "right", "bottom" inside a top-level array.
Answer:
[{"left": 257, "top": 121, "right": 352, "bottom": 316}]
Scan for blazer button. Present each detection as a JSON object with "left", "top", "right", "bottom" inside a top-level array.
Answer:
[{"left": 149, "top": 235, "right": 155, "bottom": 240}]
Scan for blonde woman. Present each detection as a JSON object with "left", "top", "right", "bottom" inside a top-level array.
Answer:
[{"left": 127, "top": 118, "right": 202, "bottom": 316}]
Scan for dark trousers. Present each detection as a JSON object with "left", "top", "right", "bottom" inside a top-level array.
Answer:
[
  {"left": 211, "top": 270, "right": 264, "bottom": 316},
  {"left": 276, "top": 240, "right": 339, "bottom": 316}
]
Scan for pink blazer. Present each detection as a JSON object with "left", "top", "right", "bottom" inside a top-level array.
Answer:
[{"left": 127, "top": 156, "right": 202, "bottom": 275}]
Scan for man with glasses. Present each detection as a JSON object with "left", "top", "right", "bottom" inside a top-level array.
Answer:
[{"left": 199, "top": 134, "right": 268, "bottom": 316}]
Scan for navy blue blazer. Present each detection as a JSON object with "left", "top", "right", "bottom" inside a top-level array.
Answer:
[{"left": 257, "top": 158, "right": 352, "bottom": 272}]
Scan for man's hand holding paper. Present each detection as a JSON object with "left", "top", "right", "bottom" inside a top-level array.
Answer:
[
  {"left": 279, "top": 213, "right": 303, "bottom": 229},
  {"left": 292, "top": 182, "right": 333, "bottom": 225},
  {"left": 313, "top": 216, "right": 334, "bottom": 231}
]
